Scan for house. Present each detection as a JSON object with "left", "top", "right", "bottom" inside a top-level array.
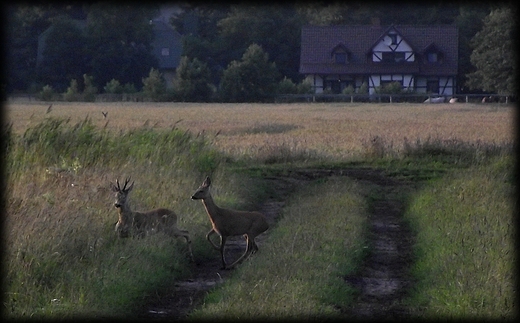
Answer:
[
  {"left": 299, "top": 24, "right": 458, "bottom": 96},
  {"left": 37, "top": 15, "right": 182, "bottom": 89},
  {"left": 149, "top": 18, "right": 183, "bottom": 89}
]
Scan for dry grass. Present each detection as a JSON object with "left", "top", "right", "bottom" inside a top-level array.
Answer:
[{"left": 5, "top": 100, "right": 514, "bottom": 161}]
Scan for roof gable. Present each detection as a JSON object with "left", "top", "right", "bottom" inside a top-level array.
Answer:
[{"left": 368, "top": 25, "right": 415, "bottom": 53}]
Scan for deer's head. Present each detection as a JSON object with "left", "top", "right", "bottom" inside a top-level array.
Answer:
[
  {"left": 191, "top": 176, "right": 211, "bottom": 200},
  {"left": 111, "top": 178, "right": 134, "bottom": 238}
]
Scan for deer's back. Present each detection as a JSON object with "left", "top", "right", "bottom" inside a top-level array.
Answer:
[
  {"left": 133, "top": 208, "right": 178, "bottom": 231},
  {"left": 214, "top": 208, "right": 268, "bottom": 236}
]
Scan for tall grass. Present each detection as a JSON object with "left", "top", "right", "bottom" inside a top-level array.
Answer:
[
  {"left": 3, "top": 117, "right": 236, "bottom": 318},
  {"left": 403, "top": 156, "right": 516, "bottom": 319},
  {"left": 188, "top": 177, "right": 369, "bottom": 320}
]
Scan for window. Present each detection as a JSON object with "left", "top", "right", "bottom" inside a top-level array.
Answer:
[
  {"left": 427, "top": 80, "right": 439, "bottom": 93},
  {"left": 161, "top": 48, "right": 170, "bottom": 56},
  {"left": 382, "top": 52, "right": 405, "bottom": 63},
  {"left": 335, "top": 53, "right": 346, "bottom": 64},
  {"left": 427, "top": 52, "right": 437, "bottom": 63},
  {"left": 389, "top": 33, "right": 397, "bottom": 45}
]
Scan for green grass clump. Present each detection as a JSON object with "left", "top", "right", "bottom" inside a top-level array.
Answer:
[
  {"left": 403, "top": 156, "right": 516, "bottom": 319},
  {"left": 189, "top": 177, "right": 369, "bottom": 320}
]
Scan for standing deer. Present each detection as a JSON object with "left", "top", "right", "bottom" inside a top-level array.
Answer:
[
  {"left": 191, "top": 176, "right": 269, "bottom": 269},
  {"left": 111, "top": 178, "right": 194, "bottom": 261}
]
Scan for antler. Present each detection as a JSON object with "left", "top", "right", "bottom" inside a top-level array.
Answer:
[
  {"left": 113, "top": 177, "right": 134, "bottom": 192},
  {"left": 122, "top": 177, "right": 130, "bottom": 191}
]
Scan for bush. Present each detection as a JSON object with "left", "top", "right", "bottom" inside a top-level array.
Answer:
[
  {"left": 296, "top": 79, "right": 314, "bottom": 94},
  {"left": 142, "top": 68, "right": 166, "bottom": 102},
  {"left": 104, "top": 79, "right": 123, "bottom": 94},
  {"left": 358, "top": 82, "right": 368, "bottom": 94},
  {"left": 82, "top": 74, "right": 98, "bottom": 102},
  {"left": 63, "top": 79, "right": 80, "bottom": 102},
  {"left": 277, "top": 77, "right": 297, "bottom": 94},
  {"left": 39, "top": 85, "right": 56, "bottom": 101},
  {"left": 219, "top": 44, "right": 279, "bottom": 102},
  {"left": 174, "top": 56, "right": 213, "bottom": 102},
  {"left": 342, "top": 84, "right": 355, "bottom": 95}
]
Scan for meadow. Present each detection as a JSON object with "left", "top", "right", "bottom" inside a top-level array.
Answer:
[
  {"left": 6, "top": 100, "right": 514, "bottom": 161},
  {"left": 3, "top": 100, "right": 515, "bottom": 319}
]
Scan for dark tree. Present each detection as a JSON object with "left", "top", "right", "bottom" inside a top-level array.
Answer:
[
  {"left": 219, "top": 44, "right": 279, "bottom": 102},
  {"left": 85, "top": 4, "right": 159, "bottom": 90},
  {"left": 217, "top": 4, "right": 303, "bottom": 82},
  {"left": 37, "top": 17, "right": 88, "bottom": 92},
  {"left": 466, "top": 6, "right": 516, "bottom": 94},
  {"left": 174, "top": 56, "right": 213, "bottom": 102}
]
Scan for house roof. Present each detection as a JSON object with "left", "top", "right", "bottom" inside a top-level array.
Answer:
[
  {"left": 150, "top": 20, "right": 183, "bottom": 69},
  {"left": 300, "top": 25, "right": 458, "bottom": 76}
]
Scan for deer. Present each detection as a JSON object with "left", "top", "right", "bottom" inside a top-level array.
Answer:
[
  {"left": 191, "top": 176, "right": 269, "bottom": 270},
  {"left": 111, "top": 177, "right": 194, "bottom": 261}
]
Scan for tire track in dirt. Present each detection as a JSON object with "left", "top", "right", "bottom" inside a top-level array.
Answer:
[{"left": 138, "top": 168, "right": 415, "bottom": 320}]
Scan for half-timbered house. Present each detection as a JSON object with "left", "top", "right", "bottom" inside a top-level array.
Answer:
[{"left": 299, "top": 24, "right": 458, "bottom": 96}]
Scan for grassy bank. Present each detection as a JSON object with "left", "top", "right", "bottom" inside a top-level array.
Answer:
[
  {"left": 189, "top": 177, "right": 369, "bottom": 320},
  {"left": 403, "top": 156, "right": 516, "bottom": 319},
  {"left": 3, "top": 117, "right": 243, "bottom": 318}
]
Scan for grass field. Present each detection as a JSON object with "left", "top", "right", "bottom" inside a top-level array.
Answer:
[
  {"left": 3, "top": 100, "right": 515, "bottom": 319},
  {"left": 5, "top": 100, "right": 514, "bottom": 161}
]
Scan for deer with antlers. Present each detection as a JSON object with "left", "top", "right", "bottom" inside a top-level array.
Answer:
[
  {"left": 111, "top": 178, "right": 194, "bottom": 261},
  {"left": 191, "top": 176, "right": 269, "bottom": 269}
]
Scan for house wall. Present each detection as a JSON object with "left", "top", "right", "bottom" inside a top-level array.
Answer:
[
  {"left": 306, "top": 75, "right": 324, "bottom": 93},
  {"left": 415, "top": 76, "right": 455, "bottom": 95}
]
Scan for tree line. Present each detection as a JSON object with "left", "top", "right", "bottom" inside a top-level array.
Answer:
[{"left": 6, "top": 3, "right": 516, "bottom": 102}]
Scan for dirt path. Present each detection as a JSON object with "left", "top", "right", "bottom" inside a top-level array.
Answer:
[{"left": 138, "top": 168, "right": 415, "bottom": 320}]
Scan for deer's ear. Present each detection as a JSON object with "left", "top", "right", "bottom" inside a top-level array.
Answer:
[{"left": 203, "top": 176, "right": 211, "bottom": 187}]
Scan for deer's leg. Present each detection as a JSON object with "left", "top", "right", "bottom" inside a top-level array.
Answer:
[
  {"left": 173, "top": 228, "right": 195, "bottom": 262},
  {"left": 220, "top": 236, "right": 228, "bottom": 270},
  {"left": 228, "top": 234, "right": 254, "bottom": 269},
  {"left": 206, "top": 229, "right": 220, "bottom": 250},
  {"left": 251, "top": 238, "right": 259, "bottom": 254}
]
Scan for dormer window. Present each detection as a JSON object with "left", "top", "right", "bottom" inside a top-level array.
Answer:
[
  {"left": 423, "top": 43, "right": 443, "bottom": 64},
  {"left": 335, "top": 52, "right": 347, "bottom": 64},
  {"left": 331, "top": 43, "right": 351, "bottom": 65}
]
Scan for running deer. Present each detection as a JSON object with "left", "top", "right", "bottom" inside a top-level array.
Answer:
[
  {"left": 111, "top": 178, "right": 194, "bottom": 261},
  {"left": 191, "top": 176, "right": 269, "bottom": 269}
]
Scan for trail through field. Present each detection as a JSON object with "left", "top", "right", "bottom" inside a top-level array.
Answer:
[{"left": 138, "top": 168, "right": 415, "bottom": 320}]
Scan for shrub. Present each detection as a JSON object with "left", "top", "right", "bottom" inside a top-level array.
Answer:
[
  {"left": 63, "top": 79, "right": 80, "bottom": 102},
  {"left": 296, "top": 78, "right": 314, "bottom": 94},
  {"left": 82, "top": 74, "right": 98, "bottom": 102},
  {"left": 277, "top": 77, "right": 297, "bottom": 94},
  {"left": 142, "top": 68, "right": 166, "bottom": 102},
  {"left": 342, "top": 84, "right": 355, "bottom": 95},
  {"left": 174, "top": 56, "right": 213, "bottom": 102},
  {"left": 219, "top": 44, "right": 279, "bottom": 102},
  {"left": 39, "top": 85, "right": 56, "bottom": 101},
  {"left": 358, "top": 82, "right": 368, "bottom": 94},
  {"left": 104, "top": 79, "right": 123, "bottom": 94}
]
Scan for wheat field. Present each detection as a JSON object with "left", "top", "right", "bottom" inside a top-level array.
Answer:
[{"left": 5, "top": 100, "right": 515, "bottom": 161}]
